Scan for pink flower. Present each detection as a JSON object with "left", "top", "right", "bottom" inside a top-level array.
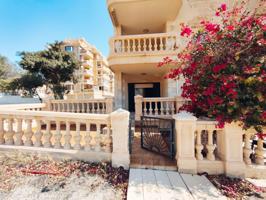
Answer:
[
  {"left": 212, "top": 64, "right": 227, "bottom": 73},
  {"left": 262, "top": 111, "right": 266, "bottom": 120},
  {"left": 226, "top": 25, "right": 235, "bottom": 31},
  {"left": 205, "top": 23, "right": 220, "bottom": 33},
  {"left": 221, "top": 3, "right": 227, "bottom": 11},
  {"left": 181, "top": 26, "right": 192, "bottom": 37}
]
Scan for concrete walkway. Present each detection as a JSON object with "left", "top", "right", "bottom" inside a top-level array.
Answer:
[{"left": 127, "top": 168, "right": 226, "bottom": 200}]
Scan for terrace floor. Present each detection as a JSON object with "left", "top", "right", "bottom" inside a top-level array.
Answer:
[{"left": 130, "top": 129, "right": 176, "bottom": 170}]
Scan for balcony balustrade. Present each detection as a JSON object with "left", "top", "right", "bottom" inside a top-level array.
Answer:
[{"left": 109, "top": 33, "right": 178, "bottom": 56}]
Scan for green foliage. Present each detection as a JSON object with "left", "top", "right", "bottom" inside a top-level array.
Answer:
[
  {"left": 18, "top": 41, "right": 80, "bottom": 99},
  {"left": 0, "top": 55, "right": 19, "bottom": 93},
  {"left": 161, "top": 2, "right": 266, "bottom": 134},
  {"left": 10, "top": 73, "right": 44, "bottom": 97}
]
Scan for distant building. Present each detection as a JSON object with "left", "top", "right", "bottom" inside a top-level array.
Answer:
[{"left": 62, "top": 38, "right": 114, "bottom": 99}]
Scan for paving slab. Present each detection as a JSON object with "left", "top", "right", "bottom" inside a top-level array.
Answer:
[
  {"left": 181, "top": 173, "right": 227, "bottom": 200},
  {"left": 127, "top": 169, "right": 225, "bottom": 200},
  {"left": 246, "top": 178, "right": 266, "bottom": 188},
  {"left": 127, "top": 168, "right": 143, "bottom": 200}
]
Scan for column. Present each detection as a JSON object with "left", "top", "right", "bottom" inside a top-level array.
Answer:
[
  {"left": 114, "top": 72, "right": 123, "bottom": 109},
  {"left": 111, "top": 109, "right": 130, "bottom": 169},
  {"left": 173, "top": 111, "right": 197, "bottom": 174},
  {"left": 223, "top": 123, "right": 246, "bottom": 177},
  {"left": 105, "top": 96, "right": 114, "bottom": 113},
  {"left": 134, "top": 95, "right": 143, "bottom": 121}
]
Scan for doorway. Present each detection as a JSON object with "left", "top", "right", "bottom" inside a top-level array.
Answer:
[{"left": 128, "top": 82, "right": 160, "bottom": 112}]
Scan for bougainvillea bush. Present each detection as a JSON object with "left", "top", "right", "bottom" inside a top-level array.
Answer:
[{"left": 159, "top": 1, "right": 266, "bottom": 136}]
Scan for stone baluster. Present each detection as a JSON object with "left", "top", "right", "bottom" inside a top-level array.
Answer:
[
  {"left": 0, "top": 118, "right": 5, "bottom": 144},
  {"left": 154, "top": 101, "right": 158, "bottom": 115},
  {"left": 54, "top": 120, "right": 62, "bottom": 148},
  {"left": 206, "top": 129, "right": 216, "bottom": 161},
  {"left": 43, "top": 121, "right": 51, "bottom": 147},
  {"left": 143, "top": 38, "right": 147, "bottom": 52},
  {"left": 149, "top": 101, "right": 152, "bottom": 115},
  {"left": 148, "top": 38, "right": 152, "bottom": 51},
  {"left": 171, "top": 102, "right": 175, "bottom": 114},
  {"left": 77, "top": 103, "right": 80, "bottom": 113},
  {"left": 127, "top": 39, "right": 130, "bottom": 52},
  {"left": 81, "top": 102, "right": 85, "bottom": 113},
  {"left": 97, "top": 102, "right": 100, "bottom": 113},
  {"left": 121, "top": 39, "right": 125, "bottom": 53},
  {"left": 15, "top": 119, "right": 23, "bottom": 146},
  {"left": 143, "top": 101, "right": 147, "bottom": 115},
  {"left": 154, "top": 37, "right": 158, "bottom": 51},
  {"left": 84, "top": 122, "right": 91, "bottom": 151},
  {"left": 64, "top": 121, "right": 71, "bottom": 149},
  {"left": 255, "top": 138, "right": 265, "bottom": 165},
  {"left": 62, "top": 103, "right": 65, "bottom": 112},
  {"left": 87, "top": 103, "right": 90, "bottom": 113},
  {"left": 92, "top": 103, "right": 95, "bottom": 113},
  {"left": 102, "top": 125, "right": 111, "bottom": 152},
  {"left": 195, "top": 130, "right": 203, "bottom": 160},
  {"left": 95, "top": 123, "right": 101, "bottom": 152},
  {"left": 71, "top": 102, "right": 74, "bottom": 112},
  {"left": 132, "top": 39, "right": 136, "bottom": 52},
  {"left": 74, "top": 122, "right": 81, "bottom": 150},
  {"left": 34, "top": 119, "right": 42, "bottom": 147},
  {"left": 24, "top": 119, "right": 33, "bottom": 146},
  {"left": 243, "top": 132, "right": 252, "bottom": 164},
  {"left": 160, "top": 37, "right": 164, "bottom": 50},
  {"left": 166, "top": 102, "right": 170, "bottom": 115},
  {"left": 137, "top": 38, "right": 141, "bottom": 52},
  {"left": 6, "top": 118, "right": 15, "bottom": 145}
]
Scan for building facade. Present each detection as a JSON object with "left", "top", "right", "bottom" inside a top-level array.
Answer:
[
  {"left": 62, "top": 38, "right": 114, "bottom": 99},
  {"left": 107, "top": 0, "right": 263, "bottom": 111}
]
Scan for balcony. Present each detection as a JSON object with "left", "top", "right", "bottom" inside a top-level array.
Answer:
[
  {"left": 108, "top": 33, "right": 178, "bottom": 73},
  {"left": 107, "top": 0, "right": 181, "bottom": 35}
]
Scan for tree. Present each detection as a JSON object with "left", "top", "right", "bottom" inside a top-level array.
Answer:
[
  {"left": 18, "top": 41, "right": 80, "bottom": 99},
  {"left": 10, "top": 73, "right": 44, "bottom": 98},
  {"left": 0, "top": 55, "right": 19, "bottom": 92},
  {"left": 159, "top": 2, "right": 266, "bottom": 136}
]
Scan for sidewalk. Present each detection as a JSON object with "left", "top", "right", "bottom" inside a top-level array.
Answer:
[{"left": 127, "top": 168, "right": 226, "bottom": 200}]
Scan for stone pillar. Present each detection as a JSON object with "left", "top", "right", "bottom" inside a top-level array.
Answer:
[
  {"left": 173, "top": 112, "right": 197, "bottom": 174},
  {"left": 175, "top": 96, "right": 184, "bottom": 113},
  {"left": 134, "top": 95, "right": 143, "bottom": 121},
  {"left": 114, "top": 72, "right": 123, "bottom": 109},
  {"left": 223, "top": 123, "right": 246, "bottom": 177},
  {"left": 111, "top": 109, "right": 130, "bottom": 169},
  {"left": 44, "top": 99, "right": 51, "bottom": 111},
  {"left": 105, "top": 96, "right": 114, "bottom": 113}
]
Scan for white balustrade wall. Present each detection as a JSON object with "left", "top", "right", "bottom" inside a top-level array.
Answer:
[
  {"left": 135, "top": 95, "right": 188, "bottom": 120},
  {"left": 0, "top": 104, "right": 130, "bottom": 168},
  {"left": 109, "top": 33, "right": 177, "bottom": 55},
  {"left": 174, "top": 111, "right": 266, "bottom": 178},
  {"left": 47, "top": 98, "right": 114, "bottom": 114},
  {"left": 195, "top": 121, "right": 222, "bottom": 162}
]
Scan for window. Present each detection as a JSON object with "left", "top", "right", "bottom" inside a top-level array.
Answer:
[{"left": 65, "top": 46, "right": 73, "bottom": 52}]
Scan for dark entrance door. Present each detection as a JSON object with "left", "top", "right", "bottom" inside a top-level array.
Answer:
[{"left": 128, "top": 82, "right": 160, "bottom": 112}]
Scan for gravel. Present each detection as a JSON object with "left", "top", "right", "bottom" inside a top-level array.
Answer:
[{"left": 0, "top": 152, "right": 129, "bottom": 200}]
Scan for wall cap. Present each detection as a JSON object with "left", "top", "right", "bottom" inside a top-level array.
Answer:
[{"left": 172, "top": 111, "right": 197, "bottom": 121}]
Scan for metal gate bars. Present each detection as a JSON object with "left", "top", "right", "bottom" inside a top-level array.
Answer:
[{"left": 140, "top": 116, "right": 175, "bottom": 159}]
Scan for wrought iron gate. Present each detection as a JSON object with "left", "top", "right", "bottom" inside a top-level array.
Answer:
[{"left": 140, "top": 116, "right": 175, "bottom": 159}]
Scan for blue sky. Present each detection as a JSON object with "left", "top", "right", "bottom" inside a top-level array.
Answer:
[{"left": 0, "top": 0, "right": 113, "bottom": 65}]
